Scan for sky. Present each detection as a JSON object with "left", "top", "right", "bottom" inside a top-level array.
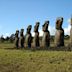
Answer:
[{"left": 0, "top": 0, "right": 72, "bottom": 37}]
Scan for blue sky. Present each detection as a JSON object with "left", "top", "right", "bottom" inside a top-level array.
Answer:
[{"left": 0, "top": 0, "right": 72, "bottom": 37}]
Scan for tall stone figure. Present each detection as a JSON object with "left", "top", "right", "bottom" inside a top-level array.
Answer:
[
  {"left": 15, "top": 30, "right": 19, "bottom": 48},
  {"left": 55, "top": 17, "right": 64, "bottom": 47},
  {"left": 69, "top": 16, "right": 72, "bottom": 46},
  {"left": 25, "top": 25, "right": 32, "bottom": 48},
  {"left": 42, "top": 21, "right": 50, "bottom": 48},
  {"left": 33, "top": 22, "right": 40, "bottom": 48},
  {"left": 19, "top": 29, "right": 24, "bottom": 48}
]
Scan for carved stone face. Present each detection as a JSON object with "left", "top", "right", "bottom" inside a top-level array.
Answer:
[
  {"left": 56, "top": 17, "right": 63, "bottom": 29},
  {"left": 71, "top": 18, "right": 72, "bottom": 25},
  {"left": 15, "top": 30, "right": 19, "bottom": 37},
  {"left": 42, "top": 21, "right": 49, "bottom": 32},
  {"left": 20, "top": 29, "right": 24, "bottom": 37},
  {"left": 21, "top": 29, "right": 24, "bottom": 32},
  {"left": 27, "top": 25, "right": 32, "bottom": 33},
  {"left": 34, "top": 22, "right": 40, "bottom": 32},
  {"left": 16, "top": 30, "right": 19, "bottom": 34}
]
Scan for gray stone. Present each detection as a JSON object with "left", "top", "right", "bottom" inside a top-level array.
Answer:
[
  {"left": 42, "top": 21, "right": 50, "bottom": 48},
  {"left": 15, "top": 30, "right": 19, "bottom": 48},
  {"left": 25, "top": 25, "right": 32, "bottom": 48},
  {"left": 70, "top": 17, "right": 72, "bottom": 45},
  {"left": 55, "top": 17, "right": 64, "bottom": 47},
  {"left": 33, "top": 22, "right": 40, "bottom": 48},
  {"left": 19, "top": 29, "right": 24, "bottom": 48}
]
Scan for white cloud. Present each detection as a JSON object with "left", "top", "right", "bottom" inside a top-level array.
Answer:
[
  {"left": 32, "top": 30, "right": 44, "bottom": 37},
  {"left": 68, "top": 18, "right": 71, "bottom": 24},
  {"left": 64, "top": 18, "right": 71, "bottom": 35},
  {"left": 64, "top": 25, "right": 71, "bottom": 35},
  {"left": 39, "top": 30, "right": 44, "bottom": 36},
  {"left": 32, "top": 32, "right": 35, "bottom": 37},
  {"left": 49, "top": 26, "right": 56, "bottom": 35}
]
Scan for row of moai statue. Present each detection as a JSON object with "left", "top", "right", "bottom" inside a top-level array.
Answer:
[
  {"left": 14, "top": 17, "right": 72, "bottom": 48},
  {"left": 15, "top": 29, "right": 24, "bottom": 48},
  {"left": 15, "top": 25, "right": 32, "bottom": 48}
]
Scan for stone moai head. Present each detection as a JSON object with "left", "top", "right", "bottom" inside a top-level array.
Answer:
[
  {"left": 70, "top": 17, "right": 72, "bottom": 30},
  {"left": 34, "top": 22, "right": 40, "bottom": 32},
  {"left": 27, "top": 25, "right": 32, "bottom": 34},
  {"left": 15, "top": 30, "right": 19, "bottom": 37},
  {"left": 56, "top": 17, "right": 63, "bottom": 30},
  {"left": 42, "top": 21, "right": 49, "bottom": 32},
  {"left": 20, "top": 29, "right": 24, "bottom": 36},
  {"left": 20, "top": 28, "right": 24, "bottom": 48},
  {"left": 16, "top": 30, "right": 19, "bottom": 34},
  {"left": 21, "top": 29, "right": 24, "bottom": 32}
]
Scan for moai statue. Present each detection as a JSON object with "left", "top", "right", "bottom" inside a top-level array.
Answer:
[
  {"left": 15, "top": 30, "right": 19, "bottom": 48},
  {"left": 19, "top": 29, "right": 24, "bottom": 48},
  {"left": 33, "top": 22, "right": 40, "bottom": 48},
  {"left": 55, "top": 17, "right": 64, "bottom": 47},
  {"left": 69, "top": 16, "right": 72, "bottom": 46},
  {"left": 42, "top": 21, "right": 50, "bottom": 48},
  {"left": 25, "top": 25, "right": 32, "bottom": 48}
]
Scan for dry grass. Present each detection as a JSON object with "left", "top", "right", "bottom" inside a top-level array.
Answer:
[{"left": 0, "top": 43, "right": 72, "bottom": 72}]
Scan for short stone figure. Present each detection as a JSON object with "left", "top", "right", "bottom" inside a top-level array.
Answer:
[
  {"left": 25, "top": 25, "right": 32, "bottom": 48},
  {"left": 55, "top": 17, "right": 64, "bottom": 47},
  {"left": 15, "top": 30, "right": 19, "bottom": 48},
  {"left": 19, "top": 29, "right": 24, "bottom": 48},
  {"left": 42, "top": 21, "right": 50, "bottom": 48},
  {"left": 33, "top": 22, "right": 40, "bottom": 48}
]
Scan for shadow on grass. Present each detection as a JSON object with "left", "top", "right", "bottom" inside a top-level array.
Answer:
[{"left": 3, "top": 46, "right": 72, "bottom": 51}]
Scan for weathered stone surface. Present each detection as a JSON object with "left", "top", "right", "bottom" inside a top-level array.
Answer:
[
  {"left": 70, "top": 26, "right": 72, "bottom": 44},
  {"left": 15, "top": 30, "right": 19, "bottom": 48},
  {"left": 55, "top": 17, "right": 64, "bottom": 47},
  {"left": 70, "top": 17, "right": 72, "bottom": 45},
  {"left": 42, "top": 21, "right": 50, "bottom": 48},
  {"left": 33, "top": 22, "right": 40, "bottom": 48},
  {"left": 25, "top": 25, "right": 32, "bottom": 48},
  {"left": 19, "top": 29, "right": 24, "bottom": 48}
]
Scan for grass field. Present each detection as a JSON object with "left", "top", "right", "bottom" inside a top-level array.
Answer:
[{"left": 0, "top": 43, "right": 72, "bottom": 72}]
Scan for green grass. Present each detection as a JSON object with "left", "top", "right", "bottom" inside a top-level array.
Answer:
[{"left": 0, "top": 43, "right": 72, "bottom": 72}]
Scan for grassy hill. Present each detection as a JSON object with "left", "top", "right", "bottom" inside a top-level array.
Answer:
[{"left": 0, "top": 43, "right": 72, "bottom": 72}]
